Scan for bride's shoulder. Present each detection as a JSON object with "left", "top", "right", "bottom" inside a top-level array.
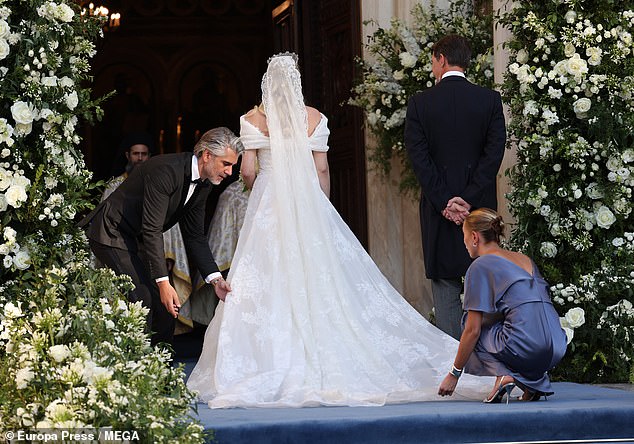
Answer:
[
  {"left": 244, "top": 105, "right": 262, "bottom": 119},
  {"left": 306, "top": 106, "right": 321, "bottom": 119},
  {"left": 306, "top": 106, "right": 324, "bottom": 133}
]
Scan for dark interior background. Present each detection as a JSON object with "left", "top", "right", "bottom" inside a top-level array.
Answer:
[{"left": 80, "top": 0, "right": 368, "bottom": 245}]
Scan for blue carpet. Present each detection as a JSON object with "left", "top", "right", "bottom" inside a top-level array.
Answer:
[{"left": 179, "top": 360, "right": 634, "bottom": 444}]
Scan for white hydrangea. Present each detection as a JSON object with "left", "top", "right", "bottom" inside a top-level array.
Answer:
[
  {"left": 399, "top": 52, "right": 417, "bottom": 68},
  {"left": 37, "top": 2, "right": 75, "bottom": 23}
]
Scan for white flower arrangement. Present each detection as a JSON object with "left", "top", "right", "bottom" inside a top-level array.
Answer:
[
  {"left": 0, "top": 1, "right": 207, "bottom": 440},
  {"left": 349, "top": 0, "right": 493, "bottom": 193},
  {"left": 502, "top": 2, "right": 634, "bottom": 382}
]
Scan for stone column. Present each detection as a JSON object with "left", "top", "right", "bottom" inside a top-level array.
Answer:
[
  {"left": 493, "top": 0, "right": 516, "bottom": 227},
  {"left": 360, "top": 0, "right": 434, "bottom": 318}
]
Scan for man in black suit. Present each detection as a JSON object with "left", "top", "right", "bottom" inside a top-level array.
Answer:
[
  {"left": 405, "top": 35, "right": 506, "bottom": 339},
  {"left": 80, "top": 127, "right": 243, "bottom": 346}
]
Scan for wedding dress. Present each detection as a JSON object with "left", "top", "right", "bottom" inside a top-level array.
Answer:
[{"left": 186, "top": 55, "right": 491, "bottom": 408}]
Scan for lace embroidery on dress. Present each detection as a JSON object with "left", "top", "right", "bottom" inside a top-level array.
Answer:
[{"left": 186, "top": 54, "right": 493, "bottom": 408}]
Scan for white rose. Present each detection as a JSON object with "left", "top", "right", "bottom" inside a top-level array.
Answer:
[
  {"left": 566, "top": 54, "right": 588, "bottom": 77},
  {"left": 0, "top": 38, "right": 9, "bottom": 60},
  {"left": 3, "top": 226, "right": 16, "bottom": 242},
  {"left": 612, "top": 237, "right": 624, "bottom": 247},
  {"left": 573, "top": 97, "right": 591, "bottom": 117},
  {"left": 399, "top": 52, "right": 417, "bottom": 68},
  {"left": 49, "top": 344, "right": 70, "bottom": 362},
  {"left": 564, "top": 43, "right": 576, "bottom": 58},
  {"left": 58, "top": 3, "right": 75, "bottom": 22},
  {"left": 516, "top": 49, "right": 529, "bottom": 64},
  {"left": 15, "top": 367, "right": 35, "bottom": 389},
  {"left": 586, "top": 47, "right": 602, "bottom": 66},
  {"left": 606, "top": 156, "right": 621, "bottom": 171},
  {"left": 564, "top": 10, "right": 577, "bottom": 24},
  {"left": 13, "top": 249, "right": 30, "bottom": 270},
  {"left": 59, "top": 76, "right": 74, "bottom": 88},
  {"left": 4, "top": 184, "right": 28, "bottom": 208},
  {"left": 14, "top": 122, "right": 32, "bottom": 137},
  {"left": 540, "top": 241, "right": 558, "bottom": 258},
  {"left": 41, "top": 76, "right": 58, "bottom": 87},
  {"left": 562, "top": 326, "right": 574, "bottom": 344},
  {"left": 3, "top": 301, "right": 22, "bottom": 318},
  {"left": 0, "top": 19, "right": 9, "bottom": 39},
  {"left": 393, "top": 70, "right": 404, "bottom": 81},
  {"left": 65, "top": 91, "right": 79, "bottom": 110},
  {"left": 585, "top": 182, "right": 603, "bottom": 199},
  {"left": 595, "top": 205, "right": 616, "bottom": 229},
  {"left": 565, "top": 307, "right": 586, "bottom": 328},
  {"left": 623, "top": 149, "right": 634, "bottom": 163},
  {"left": 10, "top": 101, "right": 37, "bottom": 125}
]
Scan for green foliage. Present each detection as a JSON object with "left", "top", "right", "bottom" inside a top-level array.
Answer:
[
  {"left": 0, "top": 1, "right": 205, "bottom": 440},
  {"left": 349, "top": 0, "right": 494, "bottom": 195},
  {"left": 501, "top": 1, "right": 634, "bottom": 382}
]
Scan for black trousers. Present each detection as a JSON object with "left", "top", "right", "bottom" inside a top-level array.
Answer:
[{"left": 89, "top": 239, "right": 175, "bottom": 346}]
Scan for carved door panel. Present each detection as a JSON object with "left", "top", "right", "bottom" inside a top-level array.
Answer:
[{"left": 271, "top": 0, "right": 367, "bottom": 246}]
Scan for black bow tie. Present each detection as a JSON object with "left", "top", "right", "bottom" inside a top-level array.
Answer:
[{"left": 191, "top": 178, "right": 210, "bottom": 188}]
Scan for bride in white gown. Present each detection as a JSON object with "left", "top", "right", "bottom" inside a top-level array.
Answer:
[{"left": 186, "top": 53, "right": 491, "bottom": 408}]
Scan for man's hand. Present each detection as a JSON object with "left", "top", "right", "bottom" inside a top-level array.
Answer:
[
  {"left": 438, "top": 373, "right": 459, "bottom": 397},
  {"left": 442, "top": 197, "right": 471, "bottom": 225},
  {"left": 157, "top": 280, "right": 180, "bottom": 318},
  {"left": 213, "top": 278, "right": 232, "bottom": 302}
]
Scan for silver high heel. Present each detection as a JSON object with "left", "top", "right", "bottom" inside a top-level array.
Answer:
[{"left": 483, "top": 382, "right": 516, "bottom": 404}]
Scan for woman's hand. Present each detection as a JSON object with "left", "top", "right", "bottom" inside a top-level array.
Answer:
[{"left": 438, "top": 373, "right": 459, "bottom": 396}]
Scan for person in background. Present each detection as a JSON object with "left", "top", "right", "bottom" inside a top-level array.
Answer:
[
  {"left": 102, "top": 132, "right": 152, "bottom": 201},
  {"left": 438, "top": 208, "right": 567, "bottom": 403},
  {"left": 405, "top": 34, "right": 506, "bottom": 339},
  {"left": 80, "top": 127, "right": 242, "bottom": 346}
]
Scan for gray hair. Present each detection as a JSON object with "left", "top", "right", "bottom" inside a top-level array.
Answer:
[{"left": 193, "top": 127, "right": 244, "bottom": 157}]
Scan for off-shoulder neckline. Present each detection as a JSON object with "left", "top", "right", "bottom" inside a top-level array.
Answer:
[{"left": 240, "top": 113, "right": 326, "bottom": 139}]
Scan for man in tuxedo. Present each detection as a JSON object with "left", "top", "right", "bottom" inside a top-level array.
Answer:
[
  {"left": 80, "top": 127, "right": 243, "bottom": 346},
  {"left": 405, "top": 34, "right": 506, "bottom": 339}
]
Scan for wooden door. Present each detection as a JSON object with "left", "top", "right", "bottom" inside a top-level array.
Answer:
[{"left": 271, "top": 0, "right": 367, "bottom": 246}]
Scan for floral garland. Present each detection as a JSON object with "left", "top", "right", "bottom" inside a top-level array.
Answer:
[
  {"left": 349, "top": 0, "right": 494, "bottom": 194},
  {"left": 501, "top": 1, "right": 634, "bottom": 382},
  {"left": 0, "top": 1, "right": 205, "bottom": 440}
]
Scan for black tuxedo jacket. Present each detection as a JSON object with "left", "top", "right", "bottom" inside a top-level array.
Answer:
[
  {"left": 79, "top": 152, "right": 218, "bottom": 280},
  {"left": 405, "top": 76, "right": 506, "bottom": 279}
]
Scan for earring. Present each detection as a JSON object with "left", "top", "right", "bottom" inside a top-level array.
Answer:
[{"left": 472, "top": 242, "right": 477, "bottom": 247}]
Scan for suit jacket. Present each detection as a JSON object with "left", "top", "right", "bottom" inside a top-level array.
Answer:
[
  {"left": 405, "top": 76, "right": 506, "bottom": 279},
  {"left": 79, "top": 152, "right": 218, "bottom": 280}
]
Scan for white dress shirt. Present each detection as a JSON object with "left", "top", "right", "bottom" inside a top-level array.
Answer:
[{"left": 156, "top": 154, "right": 222, "bottom": 285}]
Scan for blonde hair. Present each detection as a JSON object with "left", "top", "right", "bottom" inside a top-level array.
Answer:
[{"left": 464, "top": 208, "right": 505, "bottom": 244}]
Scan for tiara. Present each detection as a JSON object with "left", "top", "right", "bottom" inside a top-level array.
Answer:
[{"left": 267, "top": 51, "right": 299, "bottom": 65}]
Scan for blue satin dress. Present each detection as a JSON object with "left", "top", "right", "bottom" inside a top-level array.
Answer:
[{"left": 462, "top": 254, "right": 567, "bottom": 394}]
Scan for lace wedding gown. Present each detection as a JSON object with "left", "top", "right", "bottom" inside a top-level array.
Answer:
[{"left": 186, "top": 113, "right": 491, "bottom": 408}]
